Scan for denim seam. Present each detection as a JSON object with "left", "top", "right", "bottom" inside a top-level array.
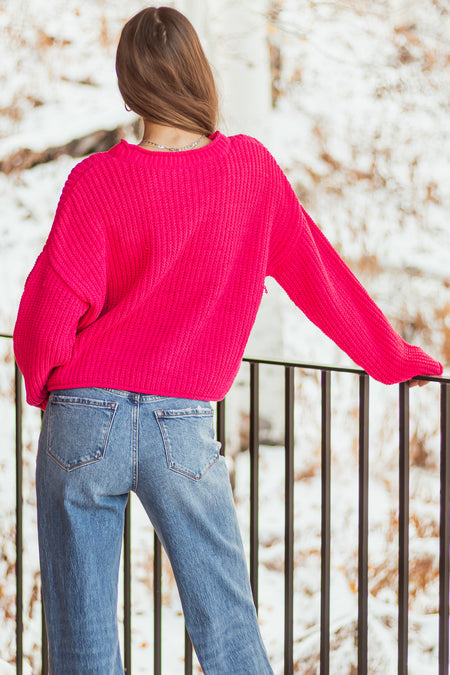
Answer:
[
  {"left": 102, "top": 388, "right": 172, "bottom": 402},
  {"left": 132, "top": 398, "right": 139, "bottom": 491},
  {"left": 156, "top": 408, "right": 213, "bottom": 418},
  {"left": 50, "top": 396, "right": 117, "bottom": 409}
]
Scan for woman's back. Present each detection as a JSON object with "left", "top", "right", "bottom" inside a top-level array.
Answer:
[{"left": 13, "top": 132, "right": 290, "bottom": 404}]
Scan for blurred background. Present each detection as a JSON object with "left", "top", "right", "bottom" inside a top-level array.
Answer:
[{"left": 0, "top": 1, "right": 449, "bottom": 673}]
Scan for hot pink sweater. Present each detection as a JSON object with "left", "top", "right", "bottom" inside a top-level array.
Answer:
[{"left": 13, "top": 131, "right": 443, "bottom": 409}]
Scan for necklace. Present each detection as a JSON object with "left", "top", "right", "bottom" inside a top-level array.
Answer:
[{"left": 140, "top": 134, "right": 205, "bottom": 152}]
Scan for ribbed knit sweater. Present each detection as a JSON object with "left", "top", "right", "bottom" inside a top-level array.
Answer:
[{"left": 13, "top": 131, "right": 443, "bottom": 409}]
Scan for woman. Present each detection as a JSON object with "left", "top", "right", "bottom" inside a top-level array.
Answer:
[{"left": 13, "top": 6, "right": 442, "bottom": 674}]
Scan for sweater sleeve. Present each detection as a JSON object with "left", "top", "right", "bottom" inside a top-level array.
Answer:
[
  {"left": 13, "top": 248, "right": 90, "bottom": 409},
  {"left": 44, "top": 159, "right": 107, "bottom": 304},
  {"left": 268, "top": 171, "right": 443, "bottom": 384},
  {"left": 13, "top": 158, "right": 107, "bottom": 409}
]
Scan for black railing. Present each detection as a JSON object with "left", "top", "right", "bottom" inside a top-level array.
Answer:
[{"left": 1, "top": 333, "right": 449, "bottom": 674}]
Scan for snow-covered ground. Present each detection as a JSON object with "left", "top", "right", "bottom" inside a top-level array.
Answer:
[{"left": 1, "top": 0, "right": 449, "bottom": 672}]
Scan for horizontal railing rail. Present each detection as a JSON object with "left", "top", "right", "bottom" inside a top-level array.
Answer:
[{"left": 1, "top": 332, "right": 449, "bottom": 674}]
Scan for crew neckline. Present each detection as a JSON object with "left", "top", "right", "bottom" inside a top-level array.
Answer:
[{"left": 115, "top": 130, "right": 227, "bottom": 166}]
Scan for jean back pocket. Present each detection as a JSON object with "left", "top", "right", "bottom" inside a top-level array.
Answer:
[
  {"left": 47, "top": 395, "right": 118, "bottom": 471},
  {"left": 154, "top": 406, "right": 221, "bottom": 480}
]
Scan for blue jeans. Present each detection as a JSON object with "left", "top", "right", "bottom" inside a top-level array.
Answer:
[{"left": 36, "top": 387, "right": 274, "bottom": 675}]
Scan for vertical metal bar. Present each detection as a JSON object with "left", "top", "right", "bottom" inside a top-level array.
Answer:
[
  {"left": 123, "top": 496, "right": 132, "bottom": 674},
  {"left": 249, "top": 362, "right": 260, "bottom": 609},
  {"left": 15, "top": 363, "right": 23, "bottom": 675},
  {"left": 40, "top": 408, "right": 48, "bottom": 675},
  {"left": 154, "top": 533, "right": 162, "bottom": 675},
  {"left": 184, "top": 626, "right": 193, "bottom": 675},
  {"left": 439, "top": 383, "right": 450, "bottom": 675},
  {"left": 398, "top": 382, "right": 409, "bottom": 675},
  {"left": 284, "top": 366, "right": 295, "bottom": 675},
  {"left": 217, "top": 398, "right": 226, "bottom": 456},
  {"left": 320, "top": 370, "right": 331, "bottom": 675},
  {"left": 358, "top": 374, "right": 369, "bottom": 675}
]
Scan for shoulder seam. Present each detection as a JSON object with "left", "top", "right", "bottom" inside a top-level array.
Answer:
[{"left": 59, "top": 152, "right": 113, "bottom": 203}]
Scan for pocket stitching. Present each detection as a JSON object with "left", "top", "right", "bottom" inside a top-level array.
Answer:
[
  {"left": 154, "top": 408, "right": 219, "bottom": 481},
  {"left": 47, "top": 400, "right": 118, "bottom": 471},
  {"left": 50, "top": 395, "right": 117, "bottom": 407}
]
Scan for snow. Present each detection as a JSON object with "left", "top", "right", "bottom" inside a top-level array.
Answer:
[{"left": 1, "top": 0, "right": 449, "bottom": 672}]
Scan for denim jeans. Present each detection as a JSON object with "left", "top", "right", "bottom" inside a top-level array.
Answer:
[{"left": 36, "top": 387, "right": 274, "bottom": 675}]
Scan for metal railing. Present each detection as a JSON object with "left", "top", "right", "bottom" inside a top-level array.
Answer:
[{"left": 1, "top": 333, "right": 449, "bottom": 674}]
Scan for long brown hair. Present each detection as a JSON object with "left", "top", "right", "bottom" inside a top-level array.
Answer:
[{"left": 116, "top": 7, "right": 218, "bottom": 136}]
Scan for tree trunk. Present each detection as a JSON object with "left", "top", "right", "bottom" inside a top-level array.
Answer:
[{"left": 178, "top": 0, "right": 272, "bottom": 138}]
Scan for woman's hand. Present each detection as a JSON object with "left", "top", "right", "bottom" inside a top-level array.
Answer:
[{"left": 409, "top": 379, "right": 429, "bottom": 388}]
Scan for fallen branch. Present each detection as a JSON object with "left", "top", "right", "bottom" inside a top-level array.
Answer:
[{"left": 0, "top": 122, "right": 139, "bottom": 174}]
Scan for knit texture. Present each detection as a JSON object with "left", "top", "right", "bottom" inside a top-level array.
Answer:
[{"left": 14, "top": 131, "right": 443, "bottom": 409}]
